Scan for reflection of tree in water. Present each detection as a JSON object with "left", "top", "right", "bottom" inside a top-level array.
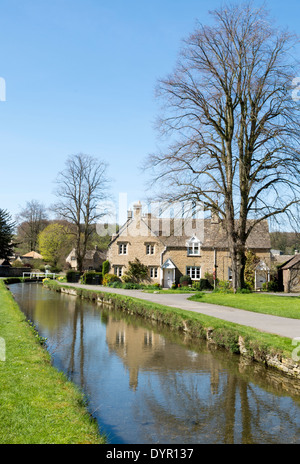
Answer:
[{"left": 133, "top": 370, "right": 300, "bottom": 444}]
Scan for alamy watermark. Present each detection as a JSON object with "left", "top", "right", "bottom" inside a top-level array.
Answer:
[{"left": 96, "top": 193, "right": 205, "bottom": 240}]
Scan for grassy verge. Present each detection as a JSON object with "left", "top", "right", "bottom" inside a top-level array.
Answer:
[
  {"left": 188, "top": 292, "right": 300, "bottom": 319},
  {"left": 44, "top": 280, "right": 296, "bottom": 367},
  {"left": 0, "top": 280, "right": 105, "bottom": 444}
]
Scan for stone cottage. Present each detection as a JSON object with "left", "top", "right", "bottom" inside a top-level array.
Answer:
[
  {"left": 107, "top": 201, "right": 271, "bottom": 288},
  {"left": 66, "top": 246, "right": 107, "bottom": 271}
]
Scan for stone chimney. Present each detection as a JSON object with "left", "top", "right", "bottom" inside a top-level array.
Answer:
[
  {"left": 133, "top": 201, "right": 142, "bottom": 219},
  {"left": 211, "top": 205, "right": 220, "bottom": 224},
  {"left": 127, "top": 209, "right": 133, "bottom": 220}
]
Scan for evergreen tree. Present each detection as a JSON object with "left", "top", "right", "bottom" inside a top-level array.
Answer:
[{"left": 0, "top": 209, "right": 15, "bottom": 260}]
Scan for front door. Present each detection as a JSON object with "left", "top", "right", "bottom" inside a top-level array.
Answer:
[{"left": 163, "top": 269, "right": 173, "bottom": 288}]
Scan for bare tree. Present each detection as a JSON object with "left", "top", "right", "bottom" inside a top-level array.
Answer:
[
  {"left": 147, "top": 2, "right": 300, "bottom": 290},
  {"left": 52, "top": 153, "right": 109, "bottom": 272},
  {"left": 16, "top": 200, "right": 49, "bottom": 252}
]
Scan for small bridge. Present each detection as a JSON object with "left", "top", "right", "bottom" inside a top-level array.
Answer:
[{"left": 22, "top": 272, "right": 56, "bottom": 281}]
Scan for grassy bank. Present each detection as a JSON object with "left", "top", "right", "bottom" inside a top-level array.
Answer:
[
  {"left": 189, "top": 292, "right": 300, "bottom": 319},
  {"left": 0, "top": 280, "right": 105, "bottom": 444},
  {"left": 43, "top": 280, "right": 298, "bottom": 376}
]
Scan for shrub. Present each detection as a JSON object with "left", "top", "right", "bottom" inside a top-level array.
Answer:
[
  {"left": 66, "top": 270, "right": 81, "bottom": 283},
  {"left": 236, "top": 287, "right": 252, "bottom": 293},
  {"left": 102, "top": 260, "right": 110, "bottom": 276},
  {"left": 179, "top": 275, "right": 192, "bottom": 286},
  {"left": 192, "top": 278, "right": 213, "bottom": 291},
  {"left": 108, "top": 281, "right": 123, "bottom": 288},
  {"left": 11, "top": 259, "right": 25, "bottom": 268},
  {"left": 204, "top": 271, "right": 219, "bottom": 287},
  {"left": 103, "top": 273, "right": 121, "bottom": 286},
  {"left": 123, "top": 258, "right": 149, "bottom": 283},
  {"left": 261, "top": 280, "right": 278, "bottom": 292},
  {"left": 213, "top": 280, "right": 233, "bottom": 293},
  {"left": 81, "top": 271, "right": 102, "bottom": 285}
]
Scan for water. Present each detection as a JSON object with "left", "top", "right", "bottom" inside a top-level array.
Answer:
[{"left": 10, "top": 282, "right": 300, "bottom": 444}]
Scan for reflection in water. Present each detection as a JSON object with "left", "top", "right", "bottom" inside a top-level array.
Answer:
[{"left": 11, "top": 283, "right": 300, "bottom": 444}]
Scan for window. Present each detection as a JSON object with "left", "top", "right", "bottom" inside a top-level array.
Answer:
[
  {"left": 149, "top": 267, "right": 158, "bottom": 278},
  {"left": 146, "top": 244, "right": 155, "bottom": 255},
  {"left": 118, "top": 243, "right": 127, "bottom": 254},
  {"left": 144, "top": 331, "right": 153, "bottom": 346},
  {"left": 116, "top": 331, "right": 125, "bottom": 345},
  {"left": 228, "top": 267, "right": 232, "bottom": 281},
  {"left": 114, "top": 266, "right": 123, "bottom": 277},
  {"left": 186, "top": 266, "right": 201, "bottom": 280},
  {"left": 186, "top": 236, "right": 201, "bottom": 256}
]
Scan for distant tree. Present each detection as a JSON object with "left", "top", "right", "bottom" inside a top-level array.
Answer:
[
  {"left": 0, "top": 209, "right": 15, "bottom": 260},
  {"left": 51, "top": 154, "right": 109, "bottom": 272},
  {"left": 16, "top": 200, "right": 49, "bottom": 252},
  {"left": 270, "top": 231, "right": 300, "bottom": 254},
  {"left": 38, "top": 223, "right": 72, "bottom": 268}
]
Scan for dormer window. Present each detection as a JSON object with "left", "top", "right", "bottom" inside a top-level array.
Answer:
[{"left": 186, "top": 236, "right": 201, "bottom": 256}]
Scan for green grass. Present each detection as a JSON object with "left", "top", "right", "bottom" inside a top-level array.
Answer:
[
  {"left": 143, "top": 287, "right": 198, "bottom": 293},
  {"left": 189, "top": 292, "right": 300, "bottom": 319},
  {"left": 0, "top": 280, "right": 105, "bottom": 444}
]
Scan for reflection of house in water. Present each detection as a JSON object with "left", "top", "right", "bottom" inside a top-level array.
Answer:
[{"left": 105, "top": 315, "right": 222, "bottom": 392}]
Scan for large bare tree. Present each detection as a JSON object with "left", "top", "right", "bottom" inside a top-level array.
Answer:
[
  {"left": 148, "top": 2, "right": 300, "bottom": 290},
  {"left": 52, "top": 153, "right": 109, "bottom": 272}
]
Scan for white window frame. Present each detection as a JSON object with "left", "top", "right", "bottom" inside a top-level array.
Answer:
[
  {"left": 186, "top": 236, "right": 201, "bottom": 256},
  {"left": 149, "top": 266, "right": 158, "bottom": 278},
  {"left": 118, "top": 243, "right": 128, "bottom": 255},
  {"left": 114, "top": 266, "right": 123, "bottom": 277},
  {"left": 186, "top": 266, "right": 201, "bottom": 280}
]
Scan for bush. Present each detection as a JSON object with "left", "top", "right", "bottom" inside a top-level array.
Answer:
[
  {"left": 261, "top": 280, "right": 278, "bottom": 292},
  {"left": 102, "top": 260, "right": 110, "bottom": 276},
  {"left": 213, "top": 280, "right": 233, "bottom": 293},
  {"left": 66, "top": 270, "right": 81, "bottom": 283},
  {"left": 236, "top": 287, "right": 252, "bottom": 293},
  {"left": 108, "top": 281, "right": 123, "bottom": 288},
  {"left": 192, "top": 278, "right": 213, "bottom": 291},
  {"left": 123, "top": 258, "right": 149, "bottom": 283},
  {"left": 179, "top": 275, "right": 192, "bottom": 286},
  {"left": 103, "top": 273, "right": 121, "bottom": 286},
  {"left": 81, "top": 271, "right": 102, "bottom": 285}
]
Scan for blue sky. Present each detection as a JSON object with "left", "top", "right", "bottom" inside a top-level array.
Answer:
[{"left": 0, "top": 0, "right": 300, "bottom": 223}]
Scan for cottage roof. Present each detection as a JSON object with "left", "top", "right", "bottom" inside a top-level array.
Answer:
[
  {"left": 84, "top": 249, "right": 107, "bottom": 260},
  {"left": 22, "top": 251, "right": 43, "bottom": 259},
  {"left": 66, "top": 248, "right": 107, "bottom": 261},
  {"left": 142, "top": 218, "right": 270, "bottom": 250},
  {"left": 281, "top": 254, "right": 300, "bottom": 270}
]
